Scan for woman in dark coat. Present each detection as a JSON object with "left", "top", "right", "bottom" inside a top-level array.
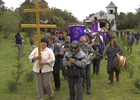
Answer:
[{"left": 104, "top": 38, "right": 123, "bottom": 85}]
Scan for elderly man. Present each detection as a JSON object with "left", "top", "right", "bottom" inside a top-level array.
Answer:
[
  {"left": 79, "top": 36, "right": 95, "bottom": 94},
  {"left": 63, "top": 40, "right": 88, "bottom": 100}
]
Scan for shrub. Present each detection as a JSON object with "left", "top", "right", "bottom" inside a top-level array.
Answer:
[
  {"left": 137, "top": 50, "right": 140, "bottom": 55},
  {"left": 128, "top": 68, "right": 134, "bottom": 78},
  {"left": 7, "top": 80, "right": 18, "bottom": 92},
  {"left": 134, "top": 78, "right": 140, "bottom": 89},
  {"left": 25, "top": 70, "right": 34, "bottom": 82}
]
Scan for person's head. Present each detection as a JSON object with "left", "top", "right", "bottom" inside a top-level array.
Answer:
[
  {"left": 84, "top": 33, "right": 92, "bottom": 42},
  {"left": 47, "top": 36, "right": 55, "bottom": 46},
  {"left": 94, "top": 17, "right": 98, "bottom": 21},
  {"left": 110, "top": 38, "right": 118, "bottom": 47},
  {"left": 16, "top": 32, "right": 21, "bottom": 36},
  {"left": 71, "top": 41, "right": 80, "bottom": 53},
  {"left": 60, "top": 32, "right": 63, "bottom": 36},
  {"left": 53, "top": 35, "right": 59, "bottom": 43},
  {"left": 94, "top": 40, "right": 99, "bottom": 46},
  {"left": 41, "top": 38, "right": 49, "bottom": 49},
  {"left": 80, "top": 36, "right": 87, "bottom": 45},
  {"left": 66, "top": 36, "right": 70, "bottom": 43}
]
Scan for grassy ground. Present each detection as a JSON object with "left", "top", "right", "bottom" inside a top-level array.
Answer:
[{"left": 0, "top": 30, "right": 140, "bottom": 100}]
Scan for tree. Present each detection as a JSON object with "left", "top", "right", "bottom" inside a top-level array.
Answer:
[
  {"left": 0, "top": 0, "right": 5, "bottom": 6},
  {"left": 126, "top": 12, "right": 137, "bottom": 29},
  {"left": 136, "top": 6, "right": 140, "bottom": 28},
  {"left": 18, "top": 0, "right": 79, "bottom": 33},
  {"left": 53, "top": 16, "right": 65, "bottom": 30},
  {"left": 0, "top": 9, "right": 20, "bottom": 39},
  {"left": 18, "top": 0, "right": 49, "bottom": 36},
  {"left": 50, "top": 7, "right": 78, "bottom": 31},
  {"left": 117, "top": 12, "right": 128, "bottom": 30}
]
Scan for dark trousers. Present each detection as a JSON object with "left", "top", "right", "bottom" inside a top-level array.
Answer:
[
  {"left": 136, "top": 39, "right": 139, "bottom": 45},
  {"left": 60, "top": 57, "right": 67, "bottom": 79},
  {"left": 53, "top": 71, "right": 60, "bottom": 89},
  {"left": 60, "top": 64, "right": 67, "bottom": 79},
  {"left": 82, "top": 64, "right": 91, "bottom": 90},
  {"left": 93, "top": 59, "right": 101, "bottom": 75},
  {"left": 108, "top": 71, "right": 119, "bottom": 81},
  {"left": 68, "top": 77, "right": 83, "bottom": 100}
]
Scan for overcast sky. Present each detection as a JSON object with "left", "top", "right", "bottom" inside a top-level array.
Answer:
[{"left": 3, "top": 0, "right": 140, "bottom": 21}]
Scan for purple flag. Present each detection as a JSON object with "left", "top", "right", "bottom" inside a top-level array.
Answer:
[{"left": 70, "top": 25, "right": 85, "bottom": 42}]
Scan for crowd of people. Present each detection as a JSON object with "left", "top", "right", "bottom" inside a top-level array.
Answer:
[
  {"left": 13, "top": 28, "right": 126, "bottom": 100},
  {"left": 116, "top": 30, "right": 140, "bottom": 45},
  {"left": 115, "top": 30, "right": 140, "bottom": 53},
  {"left": 13, "top": 28, "right": 127, "bottom": 100}
]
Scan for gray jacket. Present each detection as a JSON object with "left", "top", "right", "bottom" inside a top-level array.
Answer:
[{"left": 62, "top": 50, "right": 88, "bottom": 68}]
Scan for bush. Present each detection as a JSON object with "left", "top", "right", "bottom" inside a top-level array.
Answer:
[
  {"left": 7, "top": 80, "right": 18, "bottom": 92},
  {"left": 25, "top": 70, "right": 34, "bottom": 82},
  {"left": 134, "top": 78, "right": 140, "bottom": 89},
  {"left": 128, "top": 68, "right": 134, "bottom": 78},
  {"left": 137, "top": 50, "right": 140, "bottom": 55}
]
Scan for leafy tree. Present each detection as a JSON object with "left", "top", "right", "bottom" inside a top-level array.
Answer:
[
  {"left": 126, "top": 12, "right": 137, "bottom": 29},
  {"left": 18, "top": 0, "right": 51, "bottom": 36},
  {"left": 18, "top": 0, "right": 36, "bottom": 36},
  {"left": 136, "top": 6, "right": 140, "bottom": 28},
  {"left": 17, "top": 0, "right": 79, "bottom": 33},
  {"left": 0, "top": 9, "right": 20, "bottom": 39},
  {"left": 0, "top": 0, "right": 7, "bottom": 30},
  {"left": 117, "top": 12, "right": 128, "bottom": 30},
  {"left": 50, "top": 7, "right": 78, "bottom": 31},
  {"left": 0, "top": 0, "right": 5, "bottom": 6},
  {"left": 53, "top": 16, "right": 65, "bottom": 29}
]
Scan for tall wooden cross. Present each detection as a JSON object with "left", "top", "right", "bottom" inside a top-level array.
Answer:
[{"left": 21, "top": 0, "right": 57, "bottom": 70}]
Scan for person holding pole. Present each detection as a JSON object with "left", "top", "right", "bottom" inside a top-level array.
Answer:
[{"left": 29, "top": 38, "right": 55, "bottom": 100}]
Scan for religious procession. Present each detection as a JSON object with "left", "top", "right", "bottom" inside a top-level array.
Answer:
[
  {"left": 5, "top": 0, "right": 139, "bottom": 100},
  {"left": 13, "top": 9, "right": 139, "bottom": 100},
  {"left": 23, "top": 15, "right": 128, "bottom": 100}
]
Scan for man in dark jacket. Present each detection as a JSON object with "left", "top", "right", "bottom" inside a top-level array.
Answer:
[
  {"left": 63, "top": 41, "right": 88, "bottom": 100},
  {"left": 48, "top": 36, "right": 61, "bottom": 91}
]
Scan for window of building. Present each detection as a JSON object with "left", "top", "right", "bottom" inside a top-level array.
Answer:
[
  {"left": 110, "top": 10, "right": 113, "bottom": 14},
  {"left": 100, "top": 12, "right": 104, "bottom": 17}
]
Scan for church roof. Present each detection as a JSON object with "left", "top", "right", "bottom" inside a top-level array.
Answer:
[
  {"left": 85, "top": 19, "right": 93, "bottom": 23},
  {"left": 106, "top": 1, "right": 117, "bottom": 8}
]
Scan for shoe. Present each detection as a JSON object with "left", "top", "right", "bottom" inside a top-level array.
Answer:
[
  {"left": 109, "top": 81, "right": 113, "bottom": 85},
  {"left": 56, "top": 88, "right": 60, "bottom": 91},
  {"left": 87, "top": 90, "right": 91, "bottom": 95},
  {"left": 50, "top": 95, "right": 55, "bottom": 99},
  {"left": 117, "top": 78, "right": 119, "bottom": 82},
  {"left": 44, "top": 90, "right": 47, "bottom": 95}
]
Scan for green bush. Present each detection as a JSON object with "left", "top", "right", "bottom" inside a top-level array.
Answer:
[
  {"left": 7, "top": 80, "right": 18, "bottom": 92},
  {"left": 25, "top": 70, "right": 34, "bottom": 82},
  {"left": 137, "top": 50, "right": 140, "bottom": 55},
  {"left": 134, "top": 79, "right": 140, "bottom": 89},
  {"left": 129, "top": 68, "right": 134, "bottom": 78}
]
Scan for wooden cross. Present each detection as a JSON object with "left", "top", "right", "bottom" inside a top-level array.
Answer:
[{"left": 21, "top": 0, "right": 57, "bottom": 70}]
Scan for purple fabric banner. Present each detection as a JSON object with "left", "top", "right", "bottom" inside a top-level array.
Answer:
[{"left": 70, "top": 25, "right": 85, "bottom": 42}]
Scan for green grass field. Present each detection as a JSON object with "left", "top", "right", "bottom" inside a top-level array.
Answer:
[{"left": 0, "top": 29, "right": 140, "bottom": 100}]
